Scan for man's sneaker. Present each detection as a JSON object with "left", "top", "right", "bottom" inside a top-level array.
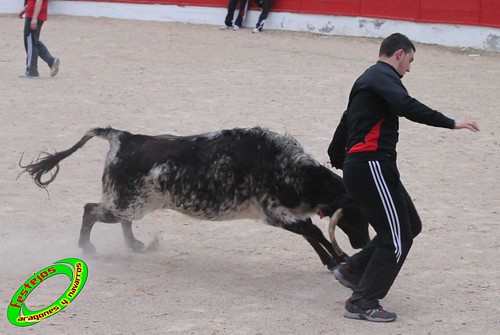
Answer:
[
  {"left": 220, "top": 24, "right": 231, "bottom": 30},
  {"left": 344, "top": 299, "right": 397, "bottom": 322},
  {"left": 333, "top": 263, "right": 360, "bottom": 289},
  {"left": 50, "top": 58, "right": 60, "bottom": 77},
  {"left": 232, "top": 25, "right": 241, "bottom": 31},
  {"left": 19, "top": 72, "right": 39, "bottom": 78},
  {"left": 252, "top": 27, "right": 261, "bottom": 33}
]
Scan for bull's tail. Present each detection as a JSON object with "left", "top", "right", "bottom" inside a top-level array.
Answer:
[{"left": 20, "top": 127, "right": 123, "bottom": 188}]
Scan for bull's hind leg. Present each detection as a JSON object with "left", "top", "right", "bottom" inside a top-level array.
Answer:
[
  {"left": 79, "top": 203, "right": 117, "bottom": 255},
  {"left": 121, "top": 220, "right": 146, "bottom": 253},
  {"left": 79, "top": 203, "right": 145, "bottom": 255}
]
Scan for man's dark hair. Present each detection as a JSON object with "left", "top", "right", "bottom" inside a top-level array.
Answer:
[{"left": 379, "top": 33, "right": 416, "bottom": 57}]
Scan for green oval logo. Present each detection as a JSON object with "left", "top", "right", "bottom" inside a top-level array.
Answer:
[{"left": 7, "top": 258, "right": 88, "bottom": 327}]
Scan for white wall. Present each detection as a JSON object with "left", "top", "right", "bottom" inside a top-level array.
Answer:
[{"left": 2, "top": 0, "right": 499, "bottom": 51}]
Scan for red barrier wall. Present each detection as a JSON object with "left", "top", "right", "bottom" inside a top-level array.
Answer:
[{"left": 83, "top": 0, "right": 500, "bottom": 28}]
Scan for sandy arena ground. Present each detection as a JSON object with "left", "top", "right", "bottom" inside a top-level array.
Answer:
[{"left": 0, "top": 14, "right": 499, "bottom": 335}]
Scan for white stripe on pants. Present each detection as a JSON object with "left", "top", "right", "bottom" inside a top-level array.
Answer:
[
  {"left": 368, "top": 160, "right": 402, "bottom": 262},
  {"left": 26, "top": 32, "right": 34, "bottom": 69}
]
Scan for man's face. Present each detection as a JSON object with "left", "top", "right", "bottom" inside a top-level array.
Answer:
[{"left": 395, "top": 49, "right": 415, "bottom": 77}]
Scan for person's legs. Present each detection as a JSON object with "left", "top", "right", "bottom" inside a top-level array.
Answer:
[
  {"left": 23, "top": 19, "right": 58, "bottom": 77},
  {"left": 253, "top": 0, "right": 271, "bottom": 32},
  {"left": 403, "top": 184, "right": 422, "bottom": 238},
  {"left": 223, "top": 0, "right": 240, "bottom": 27},
  {"left": 339, "top": 167, "right": 422, "bottom": 282},
  {"left": 23, "top": 18, "right": 40, "bottom": 77},
  {"left": 234, "top": 0, "right": 249, "bottom": 28},
  {"left": 37, "top": 40, "right": 56, "bottom": 68},
  {"left": 340, "top": 160, "right": 419, "bottom": 320}
]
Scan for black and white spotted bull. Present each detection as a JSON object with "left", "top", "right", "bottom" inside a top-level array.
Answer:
[{"left": 21, "top": 127, "right": 368, "bottom": 270}]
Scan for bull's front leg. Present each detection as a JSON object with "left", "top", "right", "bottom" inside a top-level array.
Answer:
[
  {"left": 262, "top": 204, "right": 343, "bottom": 270},
  {"left": 79, "top": 204, "right": 148, "bottom": 254},
  {"left": 298, "top": 218, "right": 347, "bottom": 270}
]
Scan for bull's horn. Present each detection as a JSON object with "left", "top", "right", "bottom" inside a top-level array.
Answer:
[{"left": 328, "top": 209, "right": 345, "bottom": 257}]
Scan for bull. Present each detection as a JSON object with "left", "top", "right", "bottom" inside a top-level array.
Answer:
[{"left": 21, "top": 127, "right": 368, "bottom": 270}]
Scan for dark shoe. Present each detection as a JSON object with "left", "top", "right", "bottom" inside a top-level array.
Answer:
[
  {"left": 333, "top": 262, "right": 360, "bottom": 289},
  {"left": 50, "top": 58, "right": 60, "bottom": 77},
  {"left": 344, "top": 299, "right": 397, "bottom": 322}
]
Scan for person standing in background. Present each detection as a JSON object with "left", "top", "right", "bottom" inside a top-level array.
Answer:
[
  {"left": 221, "top": 0, "right": 249, "bottom": 31},
  {"left": 220, "top": 0, "right": 271, "bottom": 33},
  {"left": 18, "top": 0, "right": 60, "bottom": 78},
  {"left": 252, "top": 0, "right": 271, "bottom": 33}
]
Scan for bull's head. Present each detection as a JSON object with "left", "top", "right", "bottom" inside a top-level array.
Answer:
[
  {"left": 319, "top": 197, "right": 370, "bottom": 251},
  {"left": 328, "top": 208, "right": 370, "bottom": 262},
  {"left": 300, "top": 164, "right": 370, "bottom": 252}
]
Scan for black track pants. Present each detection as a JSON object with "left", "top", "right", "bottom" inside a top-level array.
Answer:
[
  {"left": 23, "top": 18, "right": 55, "bottom": 76},
  {"left": 254, "top": 0, "right": 271, "bottom": 31},
  {"left": 343, "top": 160, "right": 422, "bottom": 308},
  {"left": 224, "top": 0, "right": 248, "bottom": 27}
]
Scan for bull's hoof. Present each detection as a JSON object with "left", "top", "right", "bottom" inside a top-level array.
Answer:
[
  {"left": 145, "top": 236, "right": 160, "bottom": 252},
  {"left": 80, "top": 242, "right": 98, "bottom": 257},
  {"left": 327, "top": 261, "right": 336, "bottom": 271},
  {"left": 327, "top": 259, "right": 341, "bottom": 271},
  {"left": 326, "top": 254, "right": 349, "bottom": 271},
  {"left": 128, "top": 239, "right": 146, "bottom": 253}
]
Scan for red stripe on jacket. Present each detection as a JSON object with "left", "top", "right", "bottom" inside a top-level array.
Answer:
[{"left": 348, "top": 119, "right": 384, "bottom": 153}]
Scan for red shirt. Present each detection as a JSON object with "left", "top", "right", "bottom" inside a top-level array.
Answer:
[{"left": 25, "top": 0, "right": 49, "bottom": 21}]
